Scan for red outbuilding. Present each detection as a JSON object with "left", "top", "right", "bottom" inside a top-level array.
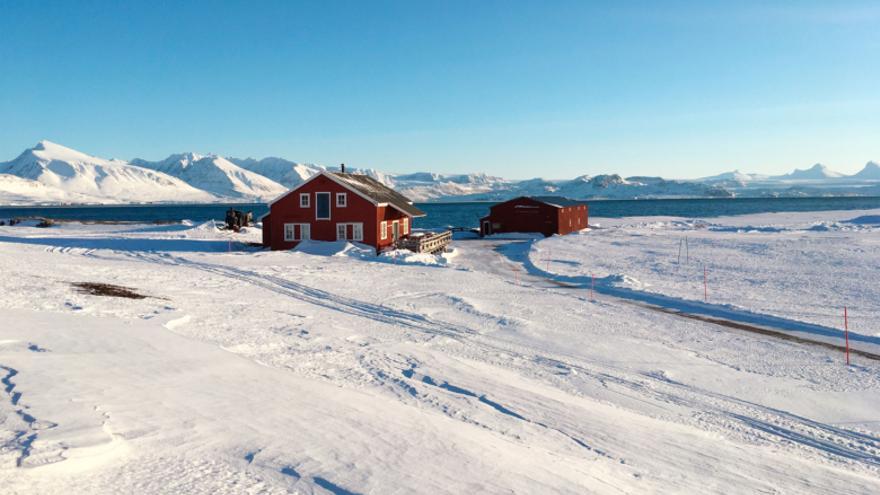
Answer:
[
  {"left": 480, "top": 196, "right": 588, "bottom": 237},
  {"left": 261, "top": 171, "right": 426, "bottom": 252}
]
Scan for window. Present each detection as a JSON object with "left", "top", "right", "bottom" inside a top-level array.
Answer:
[
  {"left": 402, "top": 217, "right": 408, "bottom": 235},
  {"left": 336, "top": 192, "right": 347, "bottom": 207},
  {"left": 299, "top": 193, "right": 310, "bottom": 208},
  {"left": 284, "top": 223, "right": 310, "bottom": 241},
  {"left": 316, "top": 192, "right": 331, "bottom": 220},
  {"left": 380, "top": 220, "right": 388, "bottom": 240},
  {"left": 336, "top": 223, "right": 364, "bottom": 241}
]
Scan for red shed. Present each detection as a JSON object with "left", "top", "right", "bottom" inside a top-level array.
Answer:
[
  {"left": 480, "top": 196, "right": 588, "bottom": 237},
  {"left": 261, "top": 171, "right": 425, "bottom": 252}
]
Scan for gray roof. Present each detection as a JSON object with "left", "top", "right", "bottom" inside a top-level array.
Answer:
[
  {"left": 528, "top": 196, "right": 586, "bottom": 208},
  {"left": 329, "top": 172, "right": 426, "bottom": 217}
]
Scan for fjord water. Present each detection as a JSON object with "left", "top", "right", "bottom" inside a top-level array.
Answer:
[{"left": 1, "top": 196, "right": 879, "bottom": 230}]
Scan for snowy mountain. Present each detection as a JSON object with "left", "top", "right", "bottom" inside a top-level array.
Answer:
[
  {"left": 1, "top": 141, "right": 878, "bottom": 205},
  {"left": 0, "top": 173, "right": 99, "bottom": 205},
  {"left": 698, "top": 170, "right": 771, "bottom": 185},
  {"left": 132, "top": 153, "right": 287, "bottom": 201},
  {"left": 0, "top": 141, "right": 215, "bottom": 204},
  {"left": 852, "top": 161, "right": 880, "bottom": 180},
  {"left": 395, "top": 173, "right": 732, "bottom": 202},
  {"left": 228, "top": 157, "right": 321, "bottom": 188},
  {"left": 774, "top": 163, "right": 844, "bottom": 180}
]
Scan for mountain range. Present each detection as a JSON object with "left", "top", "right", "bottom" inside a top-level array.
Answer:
[{"left": 0, "top": 141, "right": 878, "bottom": 205}]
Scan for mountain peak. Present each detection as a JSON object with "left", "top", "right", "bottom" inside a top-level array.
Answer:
[
  {"left": 17, "top": 140, "right": 106, "bottom": 165},
  {"left": 779, "top": 163, "right": 843, "bottom": 180},
  {"left": 852, "top": 161, "right": 880, "bottom": 179}
]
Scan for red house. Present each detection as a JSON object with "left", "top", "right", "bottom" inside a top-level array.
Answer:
[
  {"left": 261, "top": 171, "right": 426, "bottom": 252},
  {"left": 480, "top": 196, "right": 588, "bottom": 237}
]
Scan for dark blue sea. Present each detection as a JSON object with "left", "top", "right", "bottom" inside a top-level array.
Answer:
[{"left": 1, "top": 196, "right": 879, "bottom": 230}]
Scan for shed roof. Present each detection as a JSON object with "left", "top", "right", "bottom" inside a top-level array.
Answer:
[{"left": 328, "top": 172, "right": 426, "bottom": 217}]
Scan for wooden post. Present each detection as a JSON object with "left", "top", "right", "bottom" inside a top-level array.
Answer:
[
  {"left": 703, "top": 264, "right": 707, "bottom": 302},
  {"left": 677, "top": 238, "right": 682, "bottom": 265},
  {"left": 845, "top": 306, "right": 850, "bottom": 366}
]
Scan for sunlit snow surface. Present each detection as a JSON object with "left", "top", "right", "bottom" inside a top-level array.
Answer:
[{"left": 1, "top": 209, "right": 879, "bottom": 494}]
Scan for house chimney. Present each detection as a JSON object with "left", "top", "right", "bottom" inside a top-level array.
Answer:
[{"left": 340, "top": 163, "right": 345, "bottom": 173}]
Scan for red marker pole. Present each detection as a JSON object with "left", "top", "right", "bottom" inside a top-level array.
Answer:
[{"left": 844, "top": 306, "right": 850, "bottom": 366}]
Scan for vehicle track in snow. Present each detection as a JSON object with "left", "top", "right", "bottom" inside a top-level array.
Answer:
[
  {"left": 129, "top": 252, "right": 478, "bottom": 340},
  {"left": 69, "top": 246, "right": 880, "bottom": 477}
]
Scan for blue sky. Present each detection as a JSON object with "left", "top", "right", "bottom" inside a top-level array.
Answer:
[{"left": 1, "top": 1, "right": 878, "bottom": 179}]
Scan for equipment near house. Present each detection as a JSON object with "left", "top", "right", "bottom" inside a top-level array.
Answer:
[
  {"left": 395, "top": 230, "right": 452, "bottom": 254},
  {"left": 225, "top": 208, "right": 253, "bottom": 232}
]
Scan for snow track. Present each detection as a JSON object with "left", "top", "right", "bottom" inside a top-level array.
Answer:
[
  {"left": 46, "top": 241, "right": 880, "bottom": 476},
  {"left": 128, "top": 251, "right": 478, "bottom": 340}
]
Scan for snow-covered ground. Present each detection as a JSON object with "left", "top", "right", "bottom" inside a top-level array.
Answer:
[
  {"left": 1, "top": 210, "right": 879, "bottom": 494},
  {"left": 528, "top": 209, "right": 880, "bottom": 353}
]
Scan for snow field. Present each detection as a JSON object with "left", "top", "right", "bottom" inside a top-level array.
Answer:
[
  {"left": 0, "top": 213, "right": 879, "bottom": 493},
  {"left": 528, "top": 209, "right": 880, "bottom": 354}
]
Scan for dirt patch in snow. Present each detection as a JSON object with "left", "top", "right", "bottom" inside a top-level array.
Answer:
[{"left": 72, "top": 282, "right": 149, "bottom": 300}]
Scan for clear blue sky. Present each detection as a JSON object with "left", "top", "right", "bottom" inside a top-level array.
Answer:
[{"left": 1, "top": 1, "right": 878, "bottom": 179}]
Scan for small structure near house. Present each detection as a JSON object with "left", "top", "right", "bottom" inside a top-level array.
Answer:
[
  {"left": 480, "top": 196, "right": 588, "bottom": 237},
  {"left": 225, "top": 208, "right": 253, "bottom": 232},
  {"left": 261, "top": 168, "right": 431, "bottom": 253}
]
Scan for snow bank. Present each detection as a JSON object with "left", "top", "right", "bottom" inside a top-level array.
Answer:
[{"left": 292, "top": 240, "right": 456, "bottom": 266}]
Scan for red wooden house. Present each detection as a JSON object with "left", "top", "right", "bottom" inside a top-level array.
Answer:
[
  {"left": 480, "top": 196, "right": 588, "bottom": 237},
  {"left": 261, "top": 171, "right": 426, "bottom": 252}
]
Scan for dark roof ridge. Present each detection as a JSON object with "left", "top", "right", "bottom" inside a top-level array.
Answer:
[{"left": 328, "top": 171, "right": 426, "bottom": 217}]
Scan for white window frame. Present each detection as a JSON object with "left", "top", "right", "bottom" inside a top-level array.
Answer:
[
  {"left": 284, "top": 223, "right": 310, "bottom": 242},
  {"left": 380, "top": 220, "right": 388, "bottom": 240},
  {"left": 336, "top": 192, "right": 347, "bottom": 207},
  {"left": 315, "top": 192, "right": 331, "bottom": 220},
  {"left": 336, "top": 222, "right": 364, "bottom": 241},
  {"left": 402, "top": 217, "right": 408, "bottom": 235},
  {"left": 299, "top": 193, "right": 310, "bottom": 208}
]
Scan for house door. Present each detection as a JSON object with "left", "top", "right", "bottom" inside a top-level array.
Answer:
[
  {"left": 392, "top": 221, "right": 400, "bottom": 242},
  {"left": 482, "top": 220, "right": 492, "bottom": 236},
  {"left": 300, "top": 224, "right": 310, "bottom": 240}
]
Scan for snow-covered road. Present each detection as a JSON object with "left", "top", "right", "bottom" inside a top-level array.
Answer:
[{"left": 1, "top": 213, "right": 879, "bottom": 493}]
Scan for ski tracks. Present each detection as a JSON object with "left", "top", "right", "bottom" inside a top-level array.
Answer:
[{"left": 77, "top": 248, "right": 880, "bottom": 478}]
